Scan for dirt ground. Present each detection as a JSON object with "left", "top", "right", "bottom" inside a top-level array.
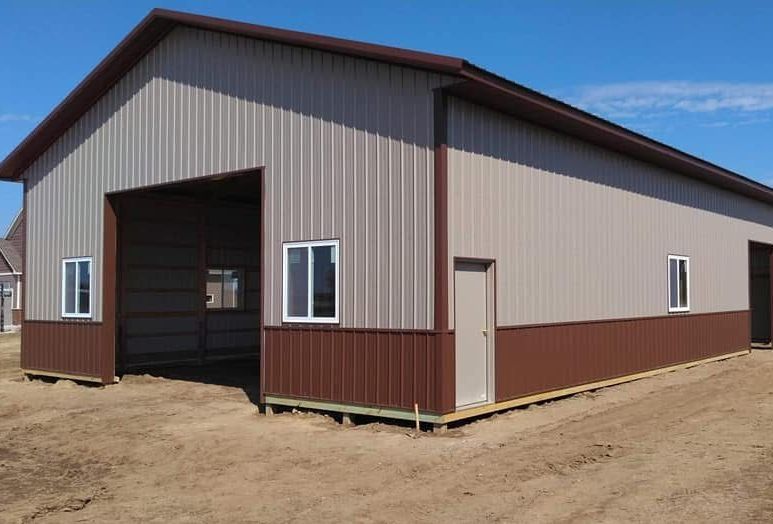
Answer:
[{"left": 1, "top": 333, "right": 772, "bottom": 523}]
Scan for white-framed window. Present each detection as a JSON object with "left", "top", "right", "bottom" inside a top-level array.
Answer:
[
  {"left": 668, "top": 255, "right": 690, "bottom": 313},
  {"left": 62, "top": 257, "right": 92, "bottom": 319},
  {"left": 283, "top": 239, "right": 339, "bottom": 323},
  {"left": 206, "top": 268, "right": 244, "bottom": 310}
]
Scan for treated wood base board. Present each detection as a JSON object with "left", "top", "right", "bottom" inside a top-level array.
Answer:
[
  {"left": 263, "top": 395, "right": 446, "bottom": 423},
  {"left": 22, "top": 368, "right": 105, "bottom": 384},
  {"left": 442, "top": 348, "right": 751, "bottom": 423},
  {"left": 265, "top": 348, "right": 751, "bottom": 426}
]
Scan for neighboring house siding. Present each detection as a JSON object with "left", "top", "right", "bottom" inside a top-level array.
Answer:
[
  {"left": 447, "top": 96, "right": 773, "bottom": 327},
  {"left": 24, "top": 27, "right": 453, "bottom": 327},
  {"left": 8, "top": 213, "right": 24, "bottom": 264},
  {"left": 0, "top": 253, "right": 12, "bottom": 273}
]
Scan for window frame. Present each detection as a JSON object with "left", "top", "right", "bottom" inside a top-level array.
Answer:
[
  {"left": 667, "top": 254, "right": 690, "bottom": 313},
  {"left": 282, "top": 239, "right": 340, "bottom": 324},
  {"left": 1, "top": 286, "right": 13, "bottom": 308},
  {"left": 205, "top": 267, "right": 245, "bottom": 311},
  {"left": 61, "top": 256, "right": 93, "bottom": 319}
]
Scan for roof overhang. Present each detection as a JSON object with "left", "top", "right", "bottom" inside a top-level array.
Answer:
[
  {"left": 447, "top": 66, "right": 773, "bottom": 204},
  {"left": 2, "top": 8, "right": 772, "bottom": 206}
]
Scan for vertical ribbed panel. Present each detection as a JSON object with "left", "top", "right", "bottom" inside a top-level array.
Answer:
[
  {"left": 263, "top": 326, "right": 454, "bottom": 413},
  {"left": 495, "top": 311, "right": 749, "bottom": 402},
  {"left": 24, "top": 27, "right": 453, "bottom": 328},
  {"left": 447, "top": 96, "right": 773, "bottom": 327},
  {"left": 21, "top": 321, "right": 104, "bottom": 379}
]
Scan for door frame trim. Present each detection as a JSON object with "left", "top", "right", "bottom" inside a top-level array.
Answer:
[
  {"left": 453, "top": 256, "right": 496, "bottom": 410},
  {"left": 749, "top": 240, "right": 773, "bottom": 344}
]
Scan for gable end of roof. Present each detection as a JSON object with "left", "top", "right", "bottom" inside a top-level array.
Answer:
[{"left": 1, "top": 8, "right": 772, "bottom": 209}]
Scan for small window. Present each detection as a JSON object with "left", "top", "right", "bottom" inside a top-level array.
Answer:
[
  {"left": 62, "top": 257, "right": 92, "bottom": 318},
  {"left": 283, "top": 240, "right": 339, "bottom": 323},
  {"left": 206, "top": 269, "right": 244, "bottom": 310},
  {"left": 668, "top": 255, "right": 690, "bottom": 313}
]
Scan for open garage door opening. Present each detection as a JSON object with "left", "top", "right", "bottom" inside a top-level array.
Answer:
[
  {"left": 750, "top": 242, "right": 772, "bottom": 349},
  {"left": 112, "top": 170, "right": 262, "bottom": 386}
]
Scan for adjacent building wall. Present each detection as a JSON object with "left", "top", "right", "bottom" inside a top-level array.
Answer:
[
  {"left": 24, "top": 26, "right": 454, "bottom": 329},
  {"left": 447, "top": 96, "right": 773, "bottom": 328}
]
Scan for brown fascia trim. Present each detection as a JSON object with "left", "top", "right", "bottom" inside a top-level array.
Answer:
[
  {"left": 155, "top": 9, "right": 465, "bottom": 73},
  {"left": 2, "top": 8, "right": 772, "bottom": 210},
  {"left": 0, "top": 9, "right": 463, "bottom": 181},
  {"left": 0, "top": 13, "right": 176, "bottom": 181}
]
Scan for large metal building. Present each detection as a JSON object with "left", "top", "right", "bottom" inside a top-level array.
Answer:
[{"left": 1, "top": 9, "right": 770, "bottom": 429}]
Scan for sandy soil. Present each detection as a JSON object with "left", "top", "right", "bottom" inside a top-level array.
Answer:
[{"left": 1, "top": 332, "right": 772, "bottom": 523}]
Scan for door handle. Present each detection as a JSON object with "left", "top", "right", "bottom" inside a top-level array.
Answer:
[{"left": 481, "top": 329, "right": 487, "bottom": 336}]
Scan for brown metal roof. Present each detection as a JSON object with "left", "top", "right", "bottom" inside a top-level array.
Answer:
[{"left": 2, "top": 8, "right": 772, "bottom": 206}]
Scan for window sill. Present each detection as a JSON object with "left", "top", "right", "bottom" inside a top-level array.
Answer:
[{"left": 282, "top": 318, "right": 340, "bottom": 325}]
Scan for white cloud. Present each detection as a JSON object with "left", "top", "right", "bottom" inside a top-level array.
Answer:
[
  {"left": 0, "top": 113, "right": 34, "bottom": 123},
  {"left": 566, "top": 81, "right": 773, "bottom": 119}
]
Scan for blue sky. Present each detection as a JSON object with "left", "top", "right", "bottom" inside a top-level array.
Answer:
[{"left": 2, "top": 1, "right": 773, "bottom": 233}]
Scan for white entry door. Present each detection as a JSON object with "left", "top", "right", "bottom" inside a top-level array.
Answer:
[{"left": 454, "top": 262, "right": 490, "bottom": 408}]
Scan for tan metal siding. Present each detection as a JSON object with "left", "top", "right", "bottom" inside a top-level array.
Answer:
[
  {"left": 24, "top": 27, "right": 452, "bottom": 327},
  {"left": 447, "top": 96, "right": 773, "bottom": 327}
]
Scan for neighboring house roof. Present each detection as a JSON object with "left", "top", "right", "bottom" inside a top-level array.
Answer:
[
  {"left": 4, "top": 209, "right": 22, "bottom": 239},
  {"left": 1, "top": 9, "right": 772, "bottom": 207},
  {"left": 0, "top": 239, "right": 21, "bottom": 274}
]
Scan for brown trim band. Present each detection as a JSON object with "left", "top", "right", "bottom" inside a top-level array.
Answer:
[
  {"left": 433, "top": 89, "right": 454, "bottom": 413},
  {"left": 102, "top": 197, "right": 117, "bottom": 383},
  {"left": 259, "top": 170, "right": 266, "bottom": 402},
  {"left": 495, "top": 309, "right": 750, "bottom": 403},
  {"left": 21, "top": 320, "right": 106, "bottom": 381},
  {"left": 263, "top": 326, "right": 454, "bottom": 414},
  {"left": 433, "top": 90, "right": 449, "bottom": 333},
  {"left": 266, "top": 347, "right": 749, "bottom": 424}
]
